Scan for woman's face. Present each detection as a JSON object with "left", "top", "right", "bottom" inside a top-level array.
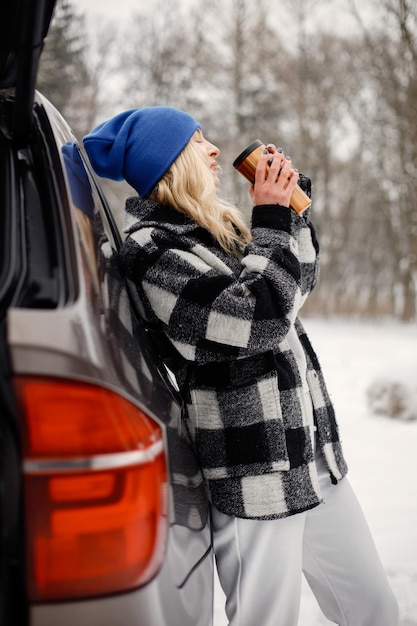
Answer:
[{"left": 191, "top": 130, "right": 220, "bottom": 187}]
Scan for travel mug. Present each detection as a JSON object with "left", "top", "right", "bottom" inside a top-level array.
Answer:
[{"left": 233, "top": 139, "right": 311, "bottom": 214}]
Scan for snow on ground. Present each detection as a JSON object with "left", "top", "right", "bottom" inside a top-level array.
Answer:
[{"left": 214, "top": 318, "right": 417, "bottom": 626}]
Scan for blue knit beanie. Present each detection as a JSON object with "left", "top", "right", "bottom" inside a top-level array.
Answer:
[{"left": 82, "top": 106, "right": 201, "bottom": 197}]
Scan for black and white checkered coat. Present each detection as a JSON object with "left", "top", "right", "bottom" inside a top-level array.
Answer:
[{"left": 119, "top": 196, "right": 348, "bottom": 520}]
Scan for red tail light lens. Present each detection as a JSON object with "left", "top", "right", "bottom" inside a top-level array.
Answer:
[{"left": 13, "top": 376, "right": 168, "bottom": 602}]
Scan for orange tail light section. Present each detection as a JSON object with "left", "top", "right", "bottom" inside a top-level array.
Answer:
[{"left": 13, "top": 376, "right": 168, "bottom": 603}]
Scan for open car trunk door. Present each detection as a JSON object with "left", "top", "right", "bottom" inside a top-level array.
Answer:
[{"left": 0, "top": 0, "right": 56, "bottom": 146}]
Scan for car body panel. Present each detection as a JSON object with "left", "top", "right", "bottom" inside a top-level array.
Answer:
[{"left": 31, "top": 540, "right": 213, "bottom": 626}]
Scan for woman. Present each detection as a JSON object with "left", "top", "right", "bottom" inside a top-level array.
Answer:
[{"left": 83, "top": 106, "right": 398, "bottom": 626}]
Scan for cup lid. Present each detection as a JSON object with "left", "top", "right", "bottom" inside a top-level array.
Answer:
[{"left": 232, "top": 139, "right": 264, "bottom": 168}]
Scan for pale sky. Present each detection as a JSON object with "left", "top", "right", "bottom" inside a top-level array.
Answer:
[
  {"left": 67, "top": 0, "right": 378, "bottom": 65},
  {"left": 70, "top": 0, "right": 370, "bottom": 39},
  {"left": 71, "top": 0, "right": 141, "bottom": 22}
]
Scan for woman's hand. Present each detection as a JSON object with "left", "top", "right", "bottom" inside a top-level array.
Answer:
[{"left": 249, "top": 144, "right": 299, "bottom": 208}]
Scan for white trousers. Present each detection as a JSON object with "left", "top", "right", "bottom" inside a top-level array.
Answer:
[{"left": 212, "top": 449, "right": 399, "bottom": 626}]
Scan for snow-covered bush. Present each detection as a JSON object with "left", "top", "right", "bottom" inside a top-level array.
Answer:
[{"left": 366, "top": 377, "right": 417, "bottom": 421}]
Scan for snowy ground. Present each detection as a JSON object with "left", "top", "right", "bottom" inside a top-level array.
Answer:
[{"left": 213, "top": 318, "right": 417, "bottom": 626}]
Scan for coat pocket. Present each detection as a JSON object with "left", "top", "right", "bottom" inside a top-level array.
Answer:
[{"left": 187, "top": 353, "right": 290, "bottom": 481}]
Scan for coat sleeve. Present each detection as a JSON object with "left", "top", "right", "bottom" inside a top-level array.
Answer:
[{"left": 118, "top": 204, "right": 320, "bottom": 361}]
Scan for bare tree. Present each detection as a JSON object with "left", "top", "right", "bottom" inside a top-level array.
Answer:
[
  {"left": 205, "top": 0, "right": 290, "bottom": 208},
  {"left": 38, "top": 0, "right": 93, "bottom": 136},
  {"left": 119, "top": 0, "right": 217, "bottom": 113},
  {"left": 51, "top": 0, "right": 414, "bottom": 320},
  {"left": 81, "top": 19, "right": 120, "bottom": 132},
  {"left": 343, "top": 0, "right": 417, "bottom": 319}
]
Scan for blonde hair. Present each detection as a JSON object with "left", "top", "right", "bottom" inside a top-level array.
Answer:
[{"left": 150, "top": 141, "right": 252, "bottom": 254}]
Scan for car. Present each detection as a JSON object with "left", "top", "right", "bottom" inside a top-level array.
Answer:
[{"left": 0, "top": 1, "right": 213, "bottom": 624}]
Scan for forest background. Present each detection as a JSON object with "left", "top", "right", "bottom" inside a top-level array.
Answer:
[{"left": 37, "top": 0, "right": 417, "bottom": 321}]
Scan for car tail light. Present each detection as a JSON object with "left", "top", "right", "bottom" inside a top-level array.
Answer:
[{"left": 13, "top": 376, "right": 168, "bottom": 602}]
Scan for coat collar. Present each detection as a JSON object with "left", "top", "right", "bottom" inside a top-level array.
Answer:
[{"left": 123, "top": 196, "right": 196, "bottom": 235}]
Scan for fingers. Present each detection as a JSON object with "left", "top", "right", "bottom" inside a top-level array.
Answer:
[
  {"left": 282, "top": 159, "right": 300, "bottom": 191},
  {"left": 254, "top": 148, "right": 272, "bottom": 186},
  {"left": 254, "top": 147, "right": 287, "bottom": 184},
  {"left": 267, "top": 151, "right": 286, "bottom": 181},
  {"left": 265, "top": 151, "right": 299, "bottom": 190},
  {"left": 252, "top": 147, "right": 299, "bottom": 207}
]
